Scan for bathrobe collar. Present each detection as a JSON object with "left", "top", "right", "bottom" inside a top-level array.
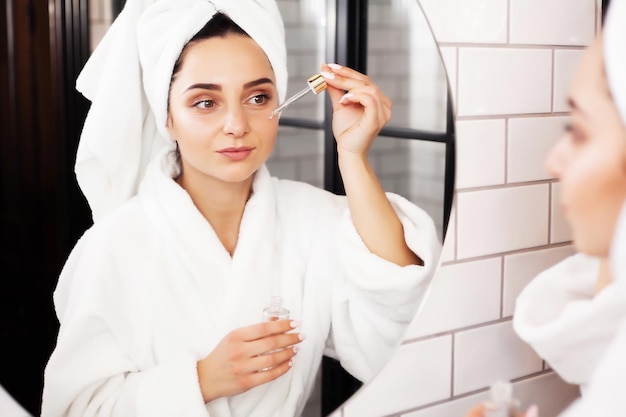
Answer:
[
  {"left": 139, "top": 150, "right": 284, "bottom": 333},
  {"left": 513, "top": 253, "right": 626, "bottom": 393}
]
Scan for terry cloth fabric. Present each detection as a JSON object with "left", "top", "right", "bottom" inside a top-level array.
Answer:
[
  {"left": 558, "top": 317, "right": 626, "bottom": 417},
  {"left": 611, "top": 202, "right": 626, "bottom": 283},
  {"left": 604, "top": 0, "right": 626, "bottom": 126},
  {"left": 41, "top": 149, "right": 442, "bottom": 417},
  {"left": 74, "top": 0, "right": 287, "bottom": 223},
  {"left": 512, "top": 253, "right": 626, "bottom": 394},
  {"left": 604, "top": 0, "right": 626, "bottom": 285}
]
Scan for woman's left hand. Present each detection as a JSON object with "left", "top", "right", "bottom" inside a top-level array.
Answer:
[{"left": 321, "top": 64, "right": 392, "bottom": 157}]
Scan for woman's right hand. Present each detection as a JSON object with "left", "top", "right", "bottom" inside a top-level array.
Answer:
[{"left": 196, "top": 319, "right": 303, "bottom": 403}]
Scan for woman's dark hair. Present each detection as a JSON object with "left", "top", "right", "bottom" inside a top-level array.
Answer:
[{"left": 170, "top": 13, "right": 249, "bottom": 82}]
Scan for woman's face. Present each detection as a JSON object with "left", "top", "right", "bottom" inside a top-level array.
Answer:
[
  {"left": 546, "top": 35, "right": 626, "bottom": 257},
  {"left": 166, "top": 33, "right": 279, "bottom": 187}
]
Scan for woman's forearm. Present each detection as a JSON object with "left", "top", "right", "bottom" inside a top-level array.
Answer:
[{"left": 338, "top": 152, "right": 422, "bottom": 266}]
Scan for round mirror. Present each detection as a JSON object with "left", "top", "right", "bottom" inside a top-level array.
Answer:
[{"left": 0, "top": 0, "right": 454, "bottom": 416}]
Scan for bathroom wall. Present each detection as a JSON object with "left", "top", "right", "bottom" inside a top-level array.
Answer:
[{"left": 340, "top": 0, "right": 599, "bottom": 416}]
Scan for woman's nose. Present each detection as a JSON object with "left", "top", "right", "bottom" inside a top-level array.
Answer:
[
  {"left": 545, "top": 137, "right": 567, "bottom": 179},
  {"left": 222, "top": 105, "right": 250, "bottom": 137}
]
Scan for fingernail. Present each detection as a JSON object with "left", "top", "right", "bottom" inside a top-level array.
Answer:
[
  {"left": 525, "top": 404, "right": 539, "bottom": 417},
  {"left": 320, "top": 71, "right": 335, "bottom": 80},
  {"left": 293, "top": 345, "right": 300, "bottom": 354},
  {"left": 290, "top": 320, "right": 301, "bottom": 328},
  {"left": 289, "top": 359, "right": 295, "bottom": 367},
  {"left": 339, "top": 93, "right": 353, "bottom": 104},
  {"left": 298, "top": 333, "right": 307, "bottom": 341},
  {"left": 328, "top": 63, "right": 342, "bottom": 70}
]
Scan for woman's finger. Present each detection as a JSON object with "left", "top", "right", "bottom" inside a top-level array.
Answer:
[
  {"left": 233, "top": 319, "right": 300, "bottom": 342},
  {"left": 249, "top": 345, "right": 299, "bottom": 373},
  {"left": 247, "top": 331, "right": 304, "bottom": 357},
  {"left": 325, "top": 63, "right": 371, "bottom": 83},
  {"left": 337, "top": 87, "right": 389, "bottom": 130},
  {"left": 245, "top": 355, "right": 295, "bottom": 386}
]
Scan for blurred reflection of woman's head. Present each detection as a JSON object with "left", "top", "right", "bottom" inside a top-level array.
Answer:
[{"left": 545, "top": 34, "right": 626, "bottom": 258}]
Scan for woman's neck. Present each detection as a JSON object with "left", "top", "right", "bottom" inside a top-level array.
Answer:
[
  {"left": 595, "top": 258, "right": 613, "bottom": 294},
  {"left": 177, "top": 171, "right": 253, "bottom": 256}
]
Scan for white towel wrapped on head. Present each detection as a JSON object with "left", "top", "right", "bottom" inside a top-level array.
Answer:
[
  {"left": 603, "top": 0, "right": 626, "bottom": 284},
  {"left": 604, "top": 0, "right": 626, "bottom": 127},
  {"left": 75, "top": 0, "right": 288, "bottom": 223}
]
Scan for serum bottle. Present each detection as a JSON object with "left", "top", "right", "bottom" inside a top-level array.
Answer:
[
  {"left": 263, "top": 296, "right": 290, "bottom": 322},
  {"left": 483, "top": 380, "right": 520, "bottom": 417},
  {"left": 259, "top": 296, "right": 290, "bottom": 371}
]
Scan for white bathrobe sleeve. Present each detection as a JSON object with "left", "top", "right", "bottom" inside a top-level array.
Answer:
[
  {"left": 557, "top": 314, "right": 626, "bottom": 417},
  {"left": 512, "top": 254, "right": 626, "bottom": 392},
  {"left": 41, "top": 222, "right": 209, "bottom": 417},
  {"left": 325, "top": 192, "right": 441, "bottom": 382}
]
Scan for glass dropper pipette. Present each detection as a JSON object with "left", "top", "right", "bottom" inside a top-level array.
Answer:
[{"left": 269, "top": 73, "right": 328, "bottom": 119}]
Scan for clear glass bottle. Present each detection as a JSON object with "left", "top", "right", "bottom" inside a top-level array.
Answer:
[
  {"left": 259, "top": 296, "right": 290, "bottom": 371},
  {"left": 483, "top": 380, "right": 520, "bottom": 417},
  {"left": 263, "top": 296, "right": 290, "bottom": 321}
]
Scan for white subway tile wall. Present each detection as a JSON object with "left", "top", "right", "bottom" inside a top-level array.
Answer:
[
  {"left": 454, "top": 321, "right": 544, "bottom": 395},
  {"left": 509, "top": 0, "right": 596, "bottom": 46},
  {"left": 406, "top": 258, "right": 502, "bottom": 339},
  {"left": 455, "top": 119, "right": 506, "bottom": 188},
  {"left": 457, "top": 185, "right": 550, "bottom": 258},
  {"left": 419, "top": 0, "right": 508, "bottom": 44},
  {"left": 507, "top": 116, "right": 569, "bottom": 183},
  {"left": 502, "top": 245, "right": 576, "bottom": 317},
  {"left": 458, "top": 48, "right": 553, "bottom": 116},
  {"left": 346, "top": 0, "right": 596, "bottom": 416}
]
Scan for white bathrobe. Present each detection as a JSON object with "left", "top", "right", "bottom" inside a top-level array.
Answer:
[
  {"left": 557, "top": 312, "right": 626, "bottom": 417},
  {"left": 41, "top": 150, "right": 441, "bottom": 417},
  {"left": 512, "top": 253, "right": 626, "bottom": 395}
]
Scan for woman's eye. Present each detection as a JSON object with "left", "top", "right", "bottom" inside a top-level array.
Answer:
[
  {"left": 248, "top": 94, "right": 270, "bottom": 105},
  {"left": 564, "top": 123, "right": 586, "bottom": 144},
  {"left": 194, "top": 99, "right": 215, "bottom": 109}
]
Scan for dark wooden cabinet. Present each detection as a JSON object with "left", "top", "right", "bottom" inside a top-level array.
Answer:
[{"left": 1, "top": 0, "right": 91, "bottom": 414}]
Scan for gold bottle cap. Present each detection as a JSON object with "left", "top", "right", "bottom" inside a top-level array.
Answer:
[{"left": 307, "top": 73, "right": 327, "bottom": 95}]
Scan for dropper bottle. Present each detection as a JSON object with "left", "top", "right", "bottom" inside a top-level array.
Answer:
[
  {"left": 269, "top": 73, "right": 328, "bottom": 119},
  {"left": 263, "top": 295, "right": 290, "bottom": 322},
  {"left": 259, "top": 296, "right": 290, "bottom": 370},
  {"left": 483, "top": 380, "right": 520, "bottom": 417}
]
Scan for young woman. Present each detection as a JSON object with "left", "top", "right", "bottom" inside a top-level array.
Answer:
[
  {"left": 40, "top": 1, "right": 440, "bottom": 416},
  {"left": 467, "top": 0, "right": 626, "bottom": 415}
]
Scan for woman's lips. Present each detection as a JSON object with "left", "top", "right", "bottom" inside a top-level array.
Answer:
[{"left": 217, "top": 146, "right": 254, "bottom": 161}]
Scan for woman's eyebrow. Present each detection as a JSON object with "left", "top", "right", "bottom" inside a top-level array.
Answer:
[
  {"left": 184, "top": 78, "right": 274, "bottom": 93},
  {"left": 244, "top": 77, "right": 274, "bottom": 89},
  {"left": 185, "top": 83, "right": 220, "bottom": 93}
]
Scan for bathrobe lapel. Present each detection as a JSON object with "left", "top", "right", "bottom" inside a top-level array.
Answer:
[{"left": 142, "top": 156, "right": 281, "bottom": 339}]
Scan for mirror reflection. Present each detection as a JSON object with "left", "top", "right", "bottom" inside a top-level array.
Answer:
[{"left": 0, "top": 0, "right": 453, "bottom": 416}]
